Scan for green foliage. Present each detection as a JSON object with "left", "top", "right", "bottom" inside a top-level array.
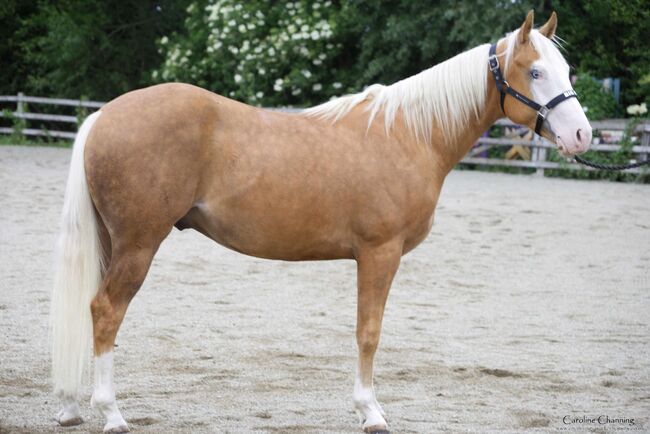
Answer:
[
  {"left": 0, "top": 134, "right": 71, "bottom": 148},
  {"left": 155, "top": 0, "right": 356, "bottom": 106},
  {"left": 553, "top": 0, "right": 650, "bottom": 108},
  {"left": 155, "top": 0, "right": 553, "bottom": 106},
  {"left": 573, "top": 74, "right": 618, "bottom": 120},
  {"left": 4, "top": 0, "right": 191, "bottom": 100},
  {"left": 1, "top": 108, "right": 27, "bottom": 141},
  {"left": 347, "top": 0, "right": 548, "bottom": 88},
  {"left": 0, "top": 1, "right": 40, "bottom": 95}
]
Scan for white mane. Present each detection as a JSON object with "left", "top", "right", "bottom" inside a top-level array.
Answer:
[
  {"left": 304, "top": 43, "right": 490, "bottom": 145},
  {"left": 304, "top": 28, "right": 565, "bottom": 146}
]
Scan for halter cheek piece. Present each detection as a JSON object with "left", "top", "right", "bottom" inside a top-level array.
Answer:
[{"left": 488, "top": 43, "right": 577, "bottom": 135}]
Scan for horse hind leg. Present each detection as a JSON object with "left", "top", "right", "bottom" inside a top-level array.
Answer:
[{"left": 90, "top": 238, "right": 162, "bottom": 433}]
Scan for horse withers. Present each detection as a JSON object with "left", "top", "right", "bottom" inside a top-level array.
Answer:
[{"left": 51, "top": 11, "right": 590, "bottom": 433}]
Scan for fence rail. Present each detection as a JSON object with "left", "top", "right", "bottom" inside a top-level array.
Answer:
[{"left": 1, "top": 93, "right": 648, "bottom": 175}]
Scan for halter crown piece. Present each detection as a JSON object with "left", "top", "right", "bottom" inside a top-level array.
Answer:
[{"left": 488, "top": 43, "right": 577, "bottom": 135}]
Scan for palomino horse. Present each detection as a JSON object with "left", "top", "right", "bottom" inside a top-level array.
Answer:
[{"left": 52, "top": 11, "right": 591, "bottom": 433}]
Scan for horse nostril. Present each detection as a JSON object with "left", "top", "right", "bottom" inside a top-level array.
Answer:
[{"left": 576, "top": 129, "right": 582, "bottom": 142}]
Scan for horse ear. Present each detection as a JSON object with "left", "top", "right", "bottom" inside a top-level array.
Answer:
[
  {"left": 539, "top": 11, "right": 557, "bottom": 39},
  {"left": 518, "top": 10, "right": 534, "bottom": 44}
]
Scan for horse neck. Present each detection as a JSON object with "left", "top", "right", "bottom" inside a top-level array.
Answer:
[{"left": 427, "top": 79, "right": 503, "bottom": 174}]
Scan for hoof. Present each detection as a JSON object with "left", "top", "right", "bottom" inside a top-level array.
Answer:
[
  {"left": 56, "top": 416, "right": 83, "bottom": 427},
  {"left": 104, "top": 424, "right": 130, "bottom": 433},
  {"left": 364, "top": 427, "right": 389, "bottom": 434},
  {"left": 55, "top": 407, "right": 83, "bottom": 427}
]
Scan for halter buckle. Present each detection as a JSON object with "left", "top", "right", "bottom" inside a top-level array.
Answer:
[
  {"left": 537, "top": 106, "right": 549, "bottom": 119},
  {"left": 488, "top": 55, "right": 500, "bottom": 72}
]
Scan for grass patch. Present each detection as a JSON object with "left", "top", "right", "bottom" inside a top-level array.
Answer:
[{"left": 0, "top": 135, "right": 71, "bottom": 148}]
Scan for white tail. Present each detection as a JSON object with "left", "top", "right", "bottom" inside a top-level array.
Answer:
[{"left": 51, "top": 110, "right": 103, "bottom": 400}]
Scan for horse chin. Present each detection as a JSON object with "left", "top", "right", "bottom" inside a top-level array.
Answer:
[{"left": 555, "top": 136, "right": 572, "bottom": 157}]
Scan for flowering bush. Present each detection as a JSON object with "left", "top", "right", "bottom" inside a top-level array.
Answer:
[
  {"left": 153, "top": 0, "right": 354, "bottom": 107},
  {"left": 626, "top": 103, "right": 647, "bottom": 117}
]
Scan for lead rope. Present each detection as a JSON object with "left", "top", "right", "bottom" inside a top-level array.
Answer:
[{"left": 573, "top": 155, "right": 650, "bottom": 171}]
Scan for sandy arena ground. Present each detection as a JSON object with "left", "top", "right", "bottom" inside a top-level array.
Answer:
[{"left": 0, "top": 145, "right": 649, "bottom": 433}]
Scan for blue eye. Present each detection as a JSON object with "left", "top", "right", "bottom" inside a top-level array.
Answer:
[{"left": 530, "top": 69, "right": 541, "bottom": 79}]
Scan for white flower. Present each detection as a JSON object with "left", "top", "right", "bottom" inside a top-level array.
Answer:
[
  {"left": 268, "top": 47, "right": 276, "bottom": 56},
  {"left": 238, "top": 24, "right": 247, "bottom": 33},
  {"left": 301, "top": 69, "right": 312, "bottom": 78},
  {"left": 640, "top": 103, "right": 648, "bottom": 115},
  {"left": 256, "top": 91, "right": 264, "bottom": 99},
  {"left": 160, "top": 36, "right": 168, "bottom": 45},
  {"left": 234, "top": 74, "right": 242, "bottom": 83},
  {"left": 274, "top": 78, "right": 284, "bottom": 91},
  {"left": 312, "top": 83, "right": 322, "bottom": 91},
  {"left": 292, "top": 88, "right": 302, "bottom": 96},
  {"left": 259, "top": 67, "right": 266, "bottom": 75},
  {"left": 333, "top": 82, "right": 342, "bottom": 89},
  {"left": 313, "top": 59, "right": 322, "bottom": 66},
  {"left": 311, "top": 31, "right": 320, "bottom": 40},
  {"left": 228, "top": 20, "right": 236, "bottom": 27},
  {"left": 627, "top": 104, "right": 640, "bottom": 115}
]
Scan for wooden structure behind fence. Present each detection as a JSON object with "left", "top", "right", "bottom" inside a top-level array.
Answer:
[{"left": 1, "top": 93, "right": 648, "bottom": 175}]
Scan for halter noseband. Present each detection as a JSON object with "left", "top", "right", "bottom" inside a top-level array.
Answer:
[{"left": 488, "top": 43, "right": 577, "bottom": 135}]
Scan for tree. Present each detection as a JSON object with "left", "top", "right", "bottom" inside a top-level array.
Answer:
[
  {"left": 10, "top": 0, "right": 190, "bottom": 100},
  {"left": 346, "top": 0, "right": 552, "bottom": 88},
  {"left": 553, "top": 0, "right": 650, "bottom": 107}
]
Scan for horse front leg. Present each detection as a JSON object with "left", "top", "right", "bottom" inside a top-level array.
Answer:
[{"left": 354, "top": 240, "right": 402, "bottom": 434}]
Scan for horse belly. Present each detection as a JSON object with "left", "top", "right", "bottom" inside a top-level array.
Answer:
[{"left": 178, "top": 198, "right": 355, "bottom": 261}]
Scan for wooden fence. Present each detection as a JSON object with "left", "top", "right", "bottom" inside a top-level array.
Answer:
[{"left": 1, "top": 93, "right": 648, "bottom": 175}]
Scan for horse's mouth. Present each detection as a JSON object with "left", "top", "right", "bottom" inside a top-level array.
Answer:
[{"left": 556, "top": 136, "right": 571, "bottom": 157}]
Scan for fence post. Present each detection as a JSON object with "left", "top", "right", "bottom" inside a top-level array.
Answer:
[
  {"left": 640, "top": 121, "right": 650, "bottom": 164},
  {"left": 17, "top": 92, "right": 24, "bottom": 116},
  {"left": 15, "top": 92, "right": 25, "bottom": 138},
  {"left": 533, "top": 133, "right": 545, "bottom": 176}
]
